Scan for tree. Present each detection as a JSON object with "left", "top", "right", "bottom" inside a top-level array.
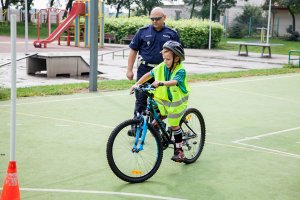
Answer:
[
  {"left": 64, "top": 0, "right": 74, "bottom": 18},
  {"left": 201, "top": 0, "right": 236, "bottom": 21},
  {"left": 49, "top": 0, "right": 55, "bottom": 7},
  {"left": 10, "top": 0, "right": 34, "bottom": 22},
  {"left": 124, "top": 0, "right": 135, "bottom": 17},
  {"left": 183, "top": 0, "right": 201, "bottom": 19},
  {"left": 235, "top": 5, "right": 266, "bottom": 34},
  {"left": 106, "top": 0, "right": 126, "bottom": 17},
  {"left": 271, "top": 0, "right": 300, "bottom": 32},
  {"left": 0, "top": 0, "right": 10, "bottom": 21},
  {"left": 135, "top": 0, "right": 162, "bottom": 16}
]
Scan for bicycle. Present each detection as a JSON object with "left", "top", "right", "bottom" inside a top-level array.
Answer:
[{"left": 106, "top": 83, "right": 206, "bottom": 183}]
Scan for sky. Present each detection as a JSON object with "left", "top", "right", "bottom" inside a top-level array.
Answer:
[{"left": 33, "top": 0, "right": 66, "bottom": 9}]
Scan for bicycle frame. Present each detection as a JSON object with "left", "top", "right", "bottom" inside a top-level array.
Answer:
[{"left": 132, "top": 85, "right": 171, "bottom": 153}]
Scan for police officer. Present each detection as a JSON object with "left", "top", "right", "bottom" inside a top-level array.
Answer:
[{"left": 127, "top": 7, "right": 180, "bottom": 122}]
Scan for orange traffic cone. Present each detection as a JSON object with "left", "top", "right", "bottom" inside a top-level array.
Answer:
[{"left": 0, "top": 161, "right": 20, "bottom": 200}]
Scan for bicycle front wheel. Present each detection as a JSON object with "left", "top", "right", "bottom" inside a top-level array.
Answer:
[
  {"left": 180, "top": 108, "right": 206, "bottom": 164},
  {"left": 106, "top": 119, "right": 163, "bottom": 183}
]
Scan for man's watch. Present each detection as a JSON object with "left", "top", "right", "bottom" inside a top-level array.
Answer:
[{"left": 158, "top": 82, "right": 164, "bottom": 86}]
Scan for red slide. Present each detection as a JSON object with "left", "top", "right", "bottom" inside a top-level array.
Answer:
[{"left": 33, "top": 2, "right": 85, "bottom": 48}]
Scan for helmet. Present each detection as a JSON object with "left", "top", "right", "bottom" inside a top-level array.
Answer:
[{"left": 162, "top": 40, "right": 185, "bottom": 61}]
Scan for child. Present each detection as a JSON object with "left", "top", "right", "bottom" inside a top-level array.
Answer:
[{"left": 130, "top": 40, "right": 191, "bottom": 162}]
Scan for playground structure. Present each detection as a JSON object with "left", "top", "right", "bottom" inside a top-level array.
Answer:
[{"left": 33, "top": 0, "right": 104, "bottom": 48}]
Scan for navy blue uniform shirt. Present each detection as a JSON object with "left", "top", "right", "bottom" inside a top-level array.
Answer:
[{"left": 129, "top": 25, "right": 180, "bottom": 64}]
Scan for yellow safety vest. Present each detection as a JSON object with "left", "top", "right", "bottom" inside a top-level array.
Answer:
[{"left": 152, "top": 62, "right": 191, "bottom": 126}]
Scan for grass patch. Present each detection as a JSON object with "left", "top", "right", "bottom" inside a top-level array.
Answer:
[
  {"left": 0, "top": 22, "right": 58, "bottom": 39},
  {"left": 188, "top": 67, "right": 300, "bottom": 82},
  {"left": 1, "top": 68, "right": 299, "bottom": 101},
  {"left": 218, "top": 37, "right": 300, "bottom": 55},
  {"left": 0, "top": 80, "right": 135, "bottom": 101}
]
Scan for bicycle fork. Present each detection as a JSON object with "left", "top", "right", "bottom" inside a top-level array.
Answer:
[{"left": 132, "top": 115, "right": 148, "bottom": 153}]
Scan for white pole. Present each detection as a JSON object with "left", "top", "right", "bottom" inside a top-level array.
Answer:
[
  {"left": 266, "top": 0, "right": 272, "bottom": 44},
  {"left": 10, "top": 14, "right": 17, "bottom": 162},
  {"left": 208, "top": 0, "right": 213, "bottom": 49},
  {"left": 25, "top": 0, "right": 29, "bottom": 54}
]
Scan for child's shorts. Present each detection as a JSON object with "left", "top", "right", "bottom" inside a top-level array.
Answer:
[{"left": 156, "top": 100, "right": 187, "bottom": 127}]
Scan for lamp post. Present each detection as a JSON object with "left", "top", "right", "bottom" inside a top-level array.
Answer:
[
  {"left": 25, "top": 0, "right": 28, "bottom": 54},
  {"left": 266, "top": 0, "right": 272, "bottom": 44},
  {"left": 208, "top": 0, "right": 213, "bottom": 49},
  {"left": 89, "top": 0, "right": 98, "bottom": 91}
]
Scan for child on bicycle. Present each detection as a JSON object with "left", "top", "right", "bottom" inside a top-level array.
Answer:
[{"left": 130, "top": 40, "right": 191, "bottom": 162}]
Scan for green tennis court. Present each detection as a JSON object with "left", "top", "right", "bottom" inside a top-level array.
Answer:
[{"left": 1, "top": 73, "right": 299, "bottom": 200}]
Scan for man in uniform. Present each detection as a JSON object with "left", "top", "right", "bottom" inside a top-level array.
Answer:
[{"left": 126, "top": 7, "right": 180, "bottom": 126}]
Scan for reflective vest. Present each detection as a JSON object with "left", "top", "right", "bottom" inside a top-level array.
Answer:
[{"left": 152, "top": 62, "right": 191, "bottom": 125}]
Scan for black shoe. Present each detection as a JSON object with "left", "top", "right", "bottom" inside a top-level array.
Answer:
[
  {"left": 127, "top": 129, "right": 135, "bottom": 137},
  {"left": 128, "top": 129, "right": 142, "bottom": 138},
  {"left": 171, "top": 149, "right": 185, "bottom": 163}
]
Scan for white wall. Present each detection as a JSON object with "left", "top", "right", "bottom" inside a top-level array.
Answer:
[{"left": 272, "top": 10, "right": 300, "bottom": 36}]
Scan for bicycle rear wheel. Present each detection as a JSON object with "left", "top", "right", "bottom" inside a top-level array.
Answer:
[
  {"left": 180, "top": 108, "right": 206, "bottom": 164},
  {"left": 106, "top": 119, "right": 163, "bottom": 183}
]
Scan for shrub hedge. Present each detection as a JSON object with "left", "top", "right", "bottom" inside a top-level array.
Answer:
[{"left": 104, "top": 17, "right": 224, "bottom": 48}]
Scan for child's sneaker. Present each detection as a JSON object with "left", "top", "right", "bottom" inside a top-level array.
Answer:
[
  {"left": 127, "top": 129, "right": 135, "bottom": 137},
  {"left": 171, "top": 149, "right": 185, "bottom": 162}
]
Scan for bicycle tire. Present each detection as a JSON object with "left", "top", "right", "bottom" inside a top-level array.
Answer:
[
  {"left": 106, "top": 119, "right": 163, "bottom": 183},
  {"left": 180, "top": 108, "right": 206, "bottom": 164}
]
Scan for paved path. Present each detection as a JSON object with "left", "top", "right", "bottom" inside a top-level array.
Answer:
[{"left": 0, "top": 36, "right": 290, "bottom": 88}]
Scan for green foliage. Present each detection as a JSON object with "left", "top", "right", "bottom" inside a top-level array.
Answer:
[
  {"left": 272, "top": 0, "right": 300, "bottom": 15},
  {"left": 235, "top": 5, "right": 267, "bottom": 34},
  {"left": 135, "top": 0, "right": 163, "bottom": 16},
  {"left": 285, "top": 25, "right": 299, "bottom": 41},
  {"left": 229, "top": 5, "right": 267, "bottom": 38},
  {"left": 201, "top": 0, "right": 236, "bottom": 21},
  {"left": 105, "top": 17, "right": 224, "bottom": 48},
  {"left": 228, "top": 23, "right": 244, "bottom": 38},
  {"left": 0, "top": 22, "right": 56, "bottom": 39}
]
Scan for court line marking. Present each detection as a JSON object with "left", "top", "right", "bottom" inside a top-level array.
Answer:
[
  {"left": 2, "top": 111, "right": 114, "bottom": 129},
  {"left": 0, "top": 73, "right": 299, "bottom": 107},
  {"left": 207, "top": 142, "right": 300, "bottom": 159},
  {"left": 191, "top": 73, "right": 300, "bottom": 88},
  {"left": 211, "top": 85, "right": 300, "bottom": 105},
  {"left": 233, "top": 142, "right": 300, "bottom": 158},
  {"left": 2, "top": 111, "right": 299, "bottom": 159},
  {"left": 17, "top": 188, "right": 187, "bottom": 200},
  {"left": 0, "top": 92, "right": 129, "bottom": 107},
  {"left": 232, "top": 126, "right": 300, "bottom": 159},
  {"left": 233, "top": 126, "right": 300, "bottom": 143},
  {"left": 5, "top": 110, "right": 300, "bottom": 159}
]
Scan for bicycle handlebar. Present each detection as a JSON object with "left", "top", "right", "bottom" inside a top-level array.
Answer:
[{"left": 131, "top": 83, "right": 155, "bottom": 98}]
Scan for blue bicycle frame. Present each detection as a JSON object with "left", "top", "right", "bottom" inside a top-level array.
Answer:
[{"left": 131, "top": 85, "right": 165, "bottom": 153}]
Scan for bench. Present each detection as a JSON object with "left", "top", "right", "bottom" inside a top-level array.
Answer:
[
  {"left": 227, "top": 41, "right": 284, "bottom": 58},
  {"left": 288, "top": 50, "right": 300, "bottom": 67},
  {"left": 104, "top": 33, "right": 116, "bottom": 43},
  {"left": 121, "top": 35, "right": 135, "bottom": 44}
]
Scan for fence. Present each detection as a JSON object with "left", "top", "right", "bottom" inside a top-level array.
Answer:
[{"left": 0, "top": 8, "right": 64, "bottom": 24}]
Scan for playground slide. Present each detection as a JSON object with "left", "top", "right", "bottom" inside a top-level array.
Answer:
[{"left": 33, "top": 2, "right": 85, "bottom": 48}]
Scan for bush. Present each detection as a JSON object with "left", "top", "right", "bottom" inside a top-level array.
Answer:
[
  {"left": 228, "top": 23, "right": 244, "bottom": 38},
  {"left": 285, "top": 25, "right": 299, "bottom": 41},
  {"left": 104, "top": 17, "right": 224, "bottom": 48}
]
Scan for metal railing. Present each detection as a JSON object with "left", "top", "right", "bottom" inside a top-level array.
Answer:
[
  {"left": 99, "top": 47, "right": 130, "bottom": 61},
  {"left": 0, "top": 53, "right": 38, "bottom": 68}
]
